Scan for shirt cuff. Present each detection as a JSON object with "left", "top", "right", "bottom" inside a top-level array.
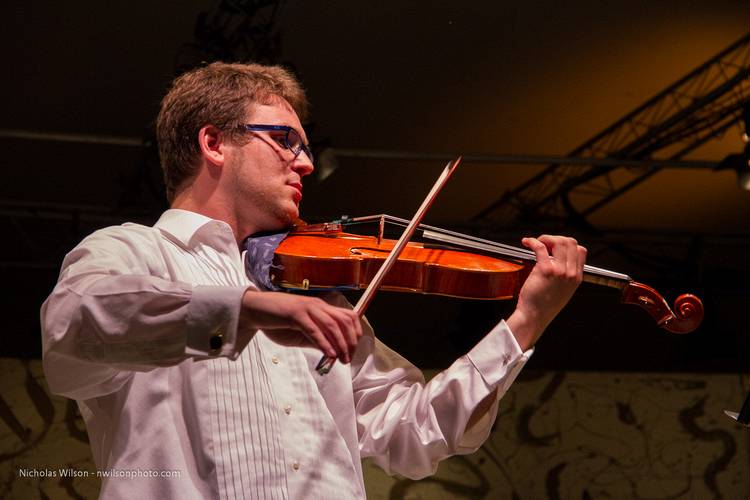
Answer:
[
  {"left": 466, "top": 319, "right": 533, "bottom": 392},
  {"left": 185, "top": 285, "right": 249, "bottom": 359}
]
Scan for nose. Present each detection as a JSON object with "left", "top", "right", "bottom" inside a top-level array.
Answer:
[{"left": 292, "top": 151, "right": 314, "bottom": 177}]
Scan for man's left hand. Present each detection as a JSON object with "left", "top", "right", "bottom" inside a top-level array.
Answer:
[{"left": 506, "top": 235, "right": 586, "bottom": 350}]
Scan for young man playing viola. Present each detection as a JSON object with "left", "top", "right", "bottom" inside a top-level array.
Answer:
[{"left": 41, "top": 62, "right": 586, "bottom": 499}]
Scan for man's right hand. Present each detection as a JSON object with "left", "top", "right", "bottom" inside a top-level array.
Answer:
[{"left": 239, "top": 290, "right": 363, "bottom": 364}]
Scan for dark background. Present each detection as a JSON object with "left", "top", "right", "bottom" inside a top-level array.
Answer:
[{"left": 3, "top": 0, "right": 750, "bottom": 372}]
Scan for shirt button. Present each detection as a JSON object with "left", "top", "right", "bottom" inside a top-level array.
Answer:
[
  {"left": 283, "top": 404, "right": 292, "bottom": 415},
  {"left": 292, "top": 461, "right": 300, "bottom": 471},
  {"left": 272, "top": 356, "right": 279, "bottom": 364}
]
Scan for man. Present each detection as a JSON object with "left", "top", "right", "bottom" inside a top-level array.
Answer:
[{"left": 41, "top": 62, "right": 586, "bottom": 499}]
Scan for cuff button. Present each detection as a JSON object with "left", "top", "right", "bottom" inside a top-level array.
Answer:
[{"left": 210, "top": 332, "right": 224, "bottom": 351}]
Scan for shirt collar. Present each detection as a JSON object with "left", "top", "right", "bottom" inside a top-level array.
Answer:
[{"left": 154, "top": 209, "right": 232, "bottom": 246}]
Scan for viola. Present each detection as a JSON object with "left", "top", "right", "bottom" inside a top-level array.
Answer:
[
  {"left": 269, "top": 214, "right": 703, "bottom": 335},
  {"left": 255, "top": 157, "right": 702, "bottom": 375}
]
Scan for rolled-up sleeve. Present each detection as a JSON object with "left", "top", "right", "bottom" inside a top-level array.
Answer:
[{"left": 352, "top": 320, "right": 532, "bottom": 480}]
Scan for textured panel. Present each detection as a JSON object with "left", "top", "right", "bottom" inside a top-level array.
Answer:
[{"left": 2, "top": 359, "right": 749, "bottom": 499}]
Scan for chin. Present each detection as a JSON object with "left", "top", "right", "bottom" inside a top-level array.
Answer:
[
  {"left": 256, "top": 200, "right": 299, "bottom": 232},
  {"left": 275, "top": 206, "right": 299, "bottom": 229},
  {"left": 249, "top": 212, "right": 296, "bottom": 236},
  {"left": 286, "top": 203, "right": 301, "bottom": 223}
]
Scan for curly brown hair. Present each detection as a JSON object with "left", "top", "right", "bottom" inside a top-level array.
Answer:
[{"left": 156, "top": 62, "right": 309, "bottom": 202}]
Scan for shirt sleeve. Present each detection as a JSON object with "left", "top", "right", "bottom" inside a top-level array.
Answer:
[
  {"left": 351, "top": 317, "right": 532, "bottom": 480},
  {"left": 40, "top": 229, "right": 252, "bottom": 400}
]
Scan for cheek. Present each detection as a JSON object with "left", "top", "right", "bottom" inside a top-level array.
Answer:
[
  {"left": 234, "top": 166, "right": 282, "bottom": 206},
  {"left": 228, "top": 155, "right": 260, "bottom": 189}
]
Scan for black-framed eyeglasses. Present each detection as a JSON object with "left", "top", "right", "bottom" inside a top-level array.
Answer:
[{"left": 239, "top": 124, "right": 313, "bottom": 164}]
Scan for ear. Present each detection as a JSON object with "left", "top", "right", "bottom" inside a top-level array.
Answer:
[{"left": 197, "top": 125, "right": 227, "bottom": 167}]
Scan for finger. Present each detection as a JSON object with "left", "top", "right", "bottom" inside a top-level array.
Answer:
[
  {"left": 320, "top": 292, "right": 363, "bottom": 345},
  {"left": 353, "top": 311, "right": 363, "bottom": 339},
  {"left": 560, "top": 237, "right": 578, "bottom": 278},
  {"left": 576, "top": 245, "right": 587, "bottom": 281},
  {"left": 323, "top": 292, "right": 364, "bottom": 342},
  {"left": 295, "top": 317, "right": 338, "bottom": 359},
  {"left": 325, "top": 308, "right": 353, "bottom": 349},
  {"left": 310, "top": 308, "right": 351, "bottom": 363},
  {"left": 542, "top": 235, "right": 573, "bottom": 275},
  {"left": 541, "top": 235, "right": 581, "bottom": 277},
  {"left": 335, "top": 294, "right": 364, "bottom": 340},
  {"left": 522, "top": 236, "right": 553, "bottom": 272},
  {"left": 522, "top": 237, "right": 548, "bottom": 261},
  {"left": 563, "top": 238, "right": 581, "bottom": 279},
  {"left": 331, "top": 308, "right": 361, "bottom": 352}
]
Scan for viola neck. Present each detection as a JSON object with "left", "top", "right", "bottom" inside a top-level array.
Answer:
[
  {"left": 582, "top": 272, "right": 630, "bottom": 290},
  {"left": 417, "top": 226, "right": 632, "bottom": 289}
]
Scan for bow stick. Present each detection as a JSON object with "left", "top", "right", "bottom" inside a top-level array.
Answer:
[{"left": 315, "top": 156, "right": 462, "bottom": 375}]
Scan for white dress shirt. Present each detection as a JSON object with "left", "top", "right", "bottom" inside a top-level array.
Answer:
[{"left": 41, "top": 209, "right": 532, "bottom": 499}]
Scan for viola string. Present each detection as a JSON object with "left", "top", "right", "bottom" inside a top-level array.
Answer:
[{"left": 339, "top": 214, "right": 630, "bottom": 282}]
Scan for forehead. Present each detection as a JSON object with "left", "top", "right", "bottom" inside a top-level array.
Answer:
[
  {"left": 244, "top": 99, "right": 307, "bottom": 143},
  {"left": 246, "top": 98, "right": 303, "bottom": 127}
]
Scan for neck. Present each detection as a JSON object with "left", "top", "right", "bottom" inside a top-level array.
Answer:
[{"left": 171, "top": 185, "right": 256, "bottom": 247}]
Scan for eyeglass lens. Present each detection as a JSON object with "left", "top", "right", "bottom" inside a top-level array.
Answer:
[{"left": 286, "top": 128, "right": 313, "bottom": 164}]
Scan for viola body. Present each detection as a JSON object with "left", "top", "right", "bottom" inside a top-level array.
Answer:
[{"left": 272, "top": 231, "right": 531, "bottom": 299}]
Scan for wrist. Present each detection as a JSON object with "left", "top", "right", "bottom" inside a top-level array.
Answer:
[
  {"left": 239, "top": 288, "right": 265, "bottom": 329},
  {"left": 506, "top": 308, "right": 548, "bottom": 351}
]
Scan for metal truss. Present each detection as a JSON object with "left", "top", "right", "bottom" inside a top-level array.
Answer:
[{"left": 475, "top": 32, "right": 750, "bottom": 229}]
